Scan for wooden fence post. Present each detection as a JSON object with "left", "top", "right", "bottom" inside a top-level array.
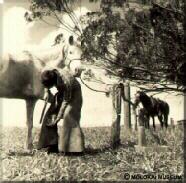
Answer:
[
  {"left": 138, "top": 126, "right": 146, "bottom": 146},
  {"left": 123, "top": 81, "right": 131, "bottom": 130},
  {"left": 110, "top": 84, "right": 122, "bottom": 148},
  {"left": 170, "top": 118, "right": 175, "bottom": 128}
]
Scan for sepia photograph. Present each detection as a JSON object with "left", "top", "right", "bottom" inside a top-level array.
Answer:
[{"left": 0, "top": 0, "right": 185, "bottom": 182}]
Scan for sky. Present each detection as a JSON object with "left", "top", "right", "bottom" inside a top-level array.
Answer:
[{"left": 1, "top": 0, "right": 184, "bottom": 127}]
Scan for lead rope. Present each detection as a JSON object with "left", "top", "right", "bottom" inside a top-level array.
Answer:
[
  {"left": 67, "top": 58, "right": 110, "bottom": 94},
  {"left": 79, "top": 76, "right": 108, "bottom": 94}
]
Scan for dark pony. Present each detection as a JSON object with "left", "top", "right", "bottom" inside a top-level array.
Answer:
[{"left": 134, "top": 91, "right": 169, "bottom": 129}]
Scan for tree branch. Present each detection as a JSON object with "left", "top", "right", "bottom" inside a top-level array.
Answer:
[{"left": 152, "top": 2, "right": 185, "bottom": 17}]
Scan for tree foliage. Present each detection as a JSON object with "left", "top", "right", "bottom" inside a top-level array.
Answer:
[
  {"left": 26, "top": 0, "right": 185, "bottom": 93},
  {"left": 25, "top": 0, "right": 83, "bottom": 36},
  {"left": 81, "top": 0, "right": 185, "bottom": 93}
]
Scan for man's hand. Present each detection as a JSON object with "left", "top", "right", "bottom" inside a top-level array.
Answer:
[{"left": 47, "top": 118, "right": 60, "bottom": 127}]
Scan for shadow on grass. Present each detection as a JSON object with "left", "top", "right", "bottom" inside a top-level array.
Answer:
[
  {"left": 120, "top": 141, "right": 136, "bottom": 148},
  {"left": 7, "top": 150, "right": 35, "bottom": 157},
  {"left": 84, "top": 141, "right": 136, "bottom": 156},
  {"left": 85, "top": 146, "right": 112, "bottom": 155},
  {"left": 6, "top": 141, "right": 136, "bottom": 157}
]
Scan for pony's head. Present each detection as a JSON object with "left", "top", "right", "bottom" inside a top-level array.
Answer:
[
  {"left": 63, "top": 35, "right": 83, "bottom": 76},
  {"left": 62, "top": 35, "right": 81, "bottom": 64},
  {"left": 134, "top": 90, "right": 146, "bottom": 108}
]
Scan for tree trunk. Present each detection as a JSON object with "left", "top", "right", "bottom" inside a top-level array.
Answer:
[
  {"left": 134, "top": 109, "right": 138, "bottom": 131},
  {"left": 123, "top": 81, "right": 131, "bottom": 130},
  {"left": 110, "top": 84, "right": 122, "bottom": 148}
]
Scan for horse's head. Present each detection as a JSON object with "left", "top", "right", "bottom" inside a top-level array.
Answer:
[
  {"left": 63, "top": 35, "right": 82, "bottom": 76},
  {"left": 66, "top": 35, "right": 82, "bottom": 62},
  {"left": 133, "top": 91, "right": 146, "bottom": 109}
]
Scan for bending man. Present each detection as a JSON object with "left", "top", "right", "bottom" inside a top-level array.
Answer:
[{"left": 38, "top": 68, "right": 85, "bottom": 154}]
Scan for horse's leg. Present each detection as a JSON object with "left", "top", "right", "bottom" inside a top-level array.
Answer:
[
  {"left": 25, "top": 98, "right": 37, "bottom": 150},
  {"left": 152, "top": 117, "right": 156, "bottom": 130},
  {"left": 144, "top": 118, "right": 147, "bottom": 128},
  {"left": 144, "top": 120, "right": 147, "bottom": 128},
  {"left": 158, "top": 115, "right": 163, "bottom": 129},
  {"left": 164, "top": 114, "right": 168, "bottom": 128},
  {"left": 147, "top": 116, "right": 150, "bottom": 129}
]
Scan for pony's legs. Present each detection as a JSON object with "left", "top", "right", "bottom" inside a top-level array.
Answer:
[
  {"left": 164, "top": 114, "right": 168, "bottom": 128},
  {"left": 143, "top": 115, "right": 150, "bottom": 129},
  {"left": 145, "top": 121, "right": 148, "bottom": 128},
  {"left": 26, "top": 98, "right": 37, "bottom": 150},
  {"left": 158, "top": 115, "right": 164, "bottom": 129},
  {"left": 152, "top": 117, "right": 156, "bottom": 130},
  {"left": 144, "top": 117, "right": 150, "bottom": 129},
  {"left": 147, "top": 116, "right": 150, "bottom": 129}
]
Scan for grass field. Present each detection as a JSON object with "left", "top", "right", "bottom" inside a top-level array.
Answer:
[{"left": 0, "top": 125, "right": 184, "bottom": 181}]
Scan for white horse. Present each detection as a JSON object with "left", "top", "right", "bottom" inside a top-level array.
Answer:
[{"left": 0, "top": 35, "right": 82, "bottom": 150}]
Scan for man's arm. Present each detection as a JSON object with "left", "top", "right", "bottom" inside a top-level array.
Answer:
[
  {"left": 44, "top": 88, "right": 54, "bottom": 103},
  {"left": 56, "top": 84, "right": 72, "bottom": 120},
  {"left": 56, "top": 100, "right": 68, "bottom": 121},
  {"left": 47, "top": 71, "right": 74, "bottom": 127},
  {"left": 47, "top": 91, "right": 70, "bottom": 127}
]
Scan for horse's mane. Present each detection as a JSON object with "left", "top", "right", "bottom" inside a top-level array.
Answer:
[{"left": 139, "top": 91, "right": 152, "bottom": 106}]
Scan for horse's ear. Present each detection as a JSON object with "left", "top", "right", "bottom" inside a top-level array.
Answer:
[
  {"left": 69, "top": 35, "right": 74, "bottom": 45},
  {"left": 136, "top": 90, "right": 140, "bottom": 94}
]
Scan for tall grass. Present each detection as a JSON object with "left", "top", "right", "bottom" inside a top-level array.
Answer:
[{"left": 0, "top": 125, "right": 184, "bottom": 181}]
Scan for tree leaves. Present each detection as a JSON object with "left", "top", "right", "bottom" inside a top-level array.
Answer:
[
  {"left": 26, "top": 0, "right": 185, "bottom": 92},
  {"left": 82, "top": 0, "right": 185, "bottom": 93}
]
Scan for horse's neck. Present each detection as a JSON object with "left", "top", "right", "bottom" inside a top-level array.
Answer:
[
  {"left": 141, "top": 95, "right": 152, "bottom": 109},
  {"left": 31, "top": 44, "right": 65, "bottom": 67}
]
